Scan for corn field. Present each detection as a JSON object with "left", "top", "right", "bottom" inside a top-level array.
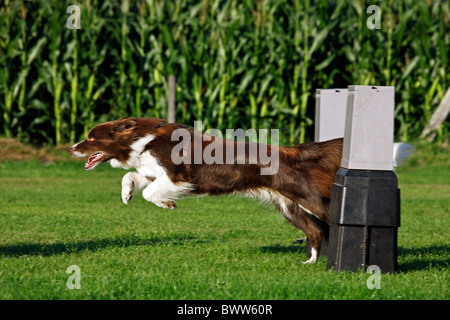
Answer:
[{"left": 0, "top": 0, "right": 449, "bottom": 146}]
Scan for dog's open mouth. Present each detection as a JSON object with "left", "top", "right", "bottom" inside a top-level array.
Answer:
[{"left": 85, "top": 153, "right": 105, "bottom": 170}]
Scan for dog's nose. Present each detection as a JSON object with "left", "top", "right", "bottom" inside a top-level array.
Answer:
[{"left": 68, "top": 146, "right": 74, "bottom": 154}]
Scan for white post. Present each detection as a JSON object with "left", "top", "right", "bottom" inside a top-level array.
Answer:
[
  {"left": 314, "top": 89, "right": 348, "bottom": 142},
  {"left": 341, "top": 85, "right": 395, "bottom": 171},
  {"left": 168, "top": 75, "right": 176, "bottom": 123},
  {"left": 327, "top": 85, "right": 400, "bottom": 273},
  {"left": 310, "top": 88, "right": 348, "bottom": 258}
]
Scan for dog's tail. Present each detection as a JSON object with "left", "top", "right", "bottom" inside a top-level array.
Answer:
[{"left": 393, "top": 143, "right": 415, "bottom": 167}]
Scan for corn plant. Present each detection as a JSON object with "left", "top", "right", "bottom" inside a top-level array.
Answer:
[{"left": 0, "top": 0, "right": 448, "bottom": 146}]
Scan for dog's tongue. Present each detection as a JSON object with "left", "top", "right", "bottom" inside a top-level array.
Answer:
[{"left": 85, "top": 153, "right": 104, "bottom": 169}]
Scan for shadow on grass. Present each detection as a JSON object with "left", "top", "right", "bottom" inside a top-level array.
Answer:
[
  {"left": 259, "top": 244, "right": 306, "bottom": 255},
  {"left": 260, "top": 244, "right": 449, "bottom": 271},
  {"left": 398, "top": 245, "right": 450, "bottom": 271},
  {"left": 0, "top": 234, "right": 208, "bottom": 257}
]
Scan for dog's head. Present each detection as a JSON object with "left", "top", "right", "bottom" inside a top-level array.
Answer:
[{"left": 69, "top": 117, "right": 166, "bottom": 170}]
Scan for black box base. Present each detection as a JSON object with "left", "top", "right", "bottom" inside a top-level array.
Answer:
[{"left": 326, "top": 168, "right": 400, "bottom": 273}]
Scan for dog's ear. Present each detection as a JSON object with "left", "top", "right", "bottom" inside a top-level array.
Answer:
[{"left": 113, "top": 118, "right": 137, "bottom": 134}]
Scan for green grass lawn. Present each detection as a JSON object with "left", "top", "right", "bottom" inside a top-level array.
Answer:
[{"left": 0, "top": 143, "right": 448, "bottom": 300}]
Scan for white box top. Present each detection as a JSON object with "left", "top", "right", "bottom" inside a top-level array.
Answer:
[
  {"left": 341, "top": 86, "right": 395, "bottom": 171},
  {"left": 315, "top": 89, "right": 348, "bottom": 142}
]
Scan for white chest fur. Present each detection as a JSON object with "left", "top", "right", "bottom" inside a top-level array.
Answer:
[
  {"left": 133, "top": 150, "right": 167, "bottom": 178},
  {"left": 114, "top": 134, "right": 194, "bottom": 207},
  {"left": 109, "top": 134, "right": 165, "bottom": 178}
]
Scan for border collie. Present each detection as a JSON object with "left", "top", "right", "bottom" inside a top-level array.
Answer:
[{"left": 69, "top": 117, "right": 411, "bottom": 263}]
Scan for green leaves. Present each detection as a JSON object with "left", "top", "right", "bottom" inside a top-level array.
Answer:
[{"left": 0, "top": 0, "right": 448, "bottom": 145}]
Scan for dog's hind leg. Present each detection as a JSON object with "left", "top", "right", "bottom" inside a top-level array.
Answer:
[
  {"left": 121, "top": 172, "right": 154, "bottom": 204},
  {"left": 295, "top": 211, "right": 325, "bottom": 264},
  {"left": 297, "top": 212, "right": 327, "bottom": 264},
  {"left": 276, "top": 199, "right": 326, "bottom": 263}
]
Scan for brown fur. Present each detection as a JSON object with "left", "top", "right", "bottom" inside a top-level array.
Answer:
[{"left": 70, "top": 117, "right": 343, "bottom": 261}]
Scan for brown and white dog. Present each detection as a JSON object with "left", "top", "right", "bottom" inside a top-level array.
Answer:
[{"left": 69, "top": 117, "right": 410, "bottom": 263}]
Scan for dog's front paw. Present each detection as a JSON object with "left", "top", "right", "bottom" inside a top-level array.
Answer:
[
  {"left": 121, "top": 173, "right": 136, "bottom": 204},
  {"left": 162, "top": 201, "right": 178, "bottom": 209},
  {"left": 122, "top": 189, "right": 134, "bottom": 204},
  {"left": 121, "top": 182, "right": 134, "bottom": 204},
  {"left": 154, "top": 200, "right": 178, "bottom": 209}
]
